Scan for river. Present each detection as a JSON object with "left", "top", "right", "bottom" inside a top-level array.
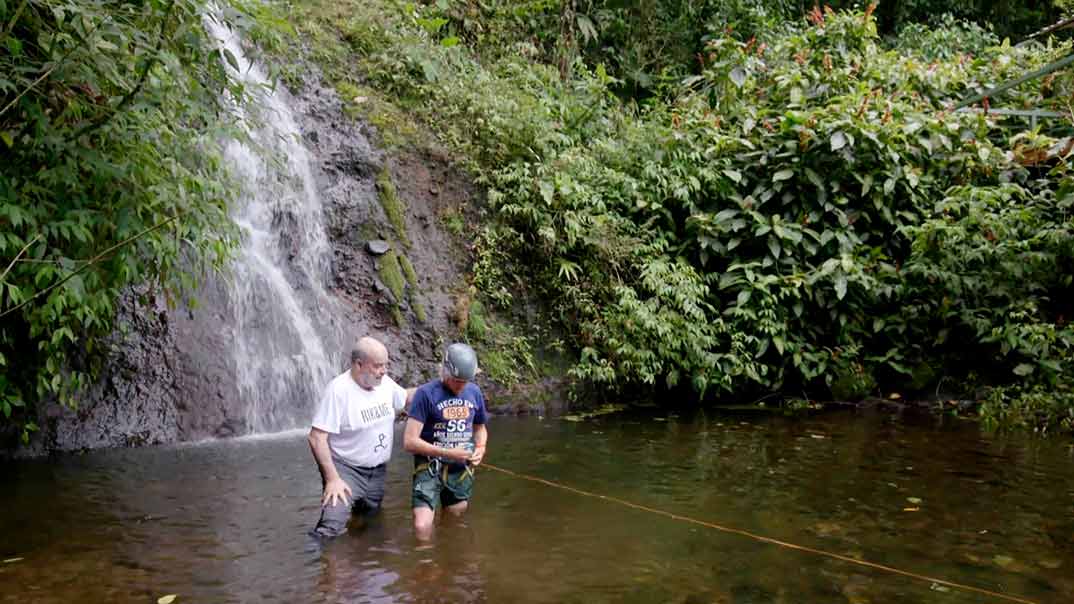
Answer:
[{"left": 2, "top": 409, "right": 1072, "bottom": 603}]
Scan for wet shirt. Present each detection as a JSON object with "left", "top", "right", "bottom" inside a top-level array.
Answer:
[{"left": 408, "top": 379, "right": 487, "bottom": 468}]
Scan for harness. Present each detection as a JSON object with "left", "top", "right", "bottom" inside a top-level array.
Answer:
[{"left": 414, "top": 457, "right": 475, "bottom": 485}]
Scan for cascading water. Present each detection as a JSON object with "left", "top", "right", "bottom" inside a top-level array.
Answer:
[{"left": 206, "top": 16, "right": 343, "bottom": 434}]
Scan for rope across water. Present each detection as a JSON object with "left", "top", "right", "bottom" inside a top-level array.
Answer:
[{"left": 480, "top": 462, "right": 1039, "bottom": 604}]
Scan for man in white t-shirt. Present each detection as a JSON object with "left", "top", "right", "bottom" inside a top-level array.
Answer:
[{"left": 308, "top": 336, "right": 412, "bottom": 537}]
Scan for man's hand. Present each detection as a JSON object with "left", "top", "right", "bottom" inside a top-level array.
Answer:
[
  {"left": 468, "top": 445, "right": 486, "bottom": 466},
  {"left": 322, "top": 478, "right": 352, "bottom": 508},
  {"left": 442, "top": 446, "right": 472, "bottom": 463}
]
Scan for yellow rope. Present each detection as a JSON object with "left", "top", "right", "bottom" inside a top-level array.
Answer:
[{"left": 480, "top": 462, "right": 1039, "bottom": 604}]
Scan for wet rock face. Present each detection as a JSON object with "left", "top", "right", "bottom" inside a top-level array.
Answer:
[
  {"left": 29, "top": 276, "right": 246, "bottom": 454},
  {"left": 31, "top": 290, "right": 183, "bottom": 453}
]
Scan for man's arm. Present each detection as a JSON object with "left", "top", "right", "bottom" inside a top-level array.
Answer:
[
  {"left": 469, "top": 423, "right": 488, "bottom": 466},
  {"left": 396, "top": 387, "right": 417, "bottom": 420},
  {"left": 403, "top": 418, "right": 470, "bottom": 462},
  {"left": 308, "top": 427, "right": 351, "bottom": 507}
]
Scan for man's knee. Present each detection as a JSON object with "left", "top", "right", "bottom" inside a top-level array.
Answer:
[
  {"left": 312, "top": 517, "right": 348, "bottom": 538},
  {"left": 413, "top": 506, "right": 435, "bottom": 539},
  {"left": 445, "top": 501, "right": 468, "bottom": 516},
  {"left": 313, "top": 501, "right": 352, "bottom": 538}
]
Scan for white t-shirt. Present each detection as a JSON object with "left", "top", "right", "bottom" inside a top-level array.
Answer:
[{"left": 311, "top": 371, "right": 407, "bottom": 467}]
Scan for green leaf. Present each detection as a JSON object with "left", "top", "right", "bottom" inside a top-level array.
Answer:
[
  {"left": 575, "top": 15, "right": 598, "bottom": 43},
  {"left": 768, "top": 237, "right": 781, "bottom": 259},
  {"left": 440, "top": 36, "right": 460, "bottom": 48},
  {"left": 834, "top": 273, "right": 847, "bottom": 300},
  {"left": 539, "top": 180, "right": 554, "bottom": 204},
  {"left": 773, "top": 169, "right": 794, "bottom": 182},
  {"left": 860, "top": 174, "right": 873, "bottom": 196},
  {"left": 729, "top": 67, "right": 747, "bottom": 88},
  {"left": 0, "top": 131, "right": 12, "bottom": 148},
  {"left": 222, "top": 49, "right": 239, "bottom": 72},
  {"left": 723, "top": 169, "right": 742, "bottom": 184},
  {"left": 830, "top": 131, "right": 847, "bottom": 151},
  {"left": 1013, "top": 363, "right": 1035, "bottom": 376},
  {"left": 158, "top": 596, "right": 178, "bottom": 604},
  {"left": 4, "top": 37, "right": 21, "bottom": 57}
]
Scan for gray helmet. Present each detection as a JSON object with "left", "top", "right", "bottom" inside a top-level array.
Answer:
[{"left": 443, "top": 342, "right": 478, "bottom": 381}]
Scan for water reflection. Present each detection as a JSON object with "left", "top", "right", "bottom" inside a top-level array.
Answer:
[{"left": 1, "top": 410, "right": 1072, "bottom": 603}]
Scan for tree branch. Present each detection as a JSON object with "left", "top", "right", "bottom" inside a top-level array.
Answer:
[{"left": 0, "top": 234, "right": 41, "bottom": 284}]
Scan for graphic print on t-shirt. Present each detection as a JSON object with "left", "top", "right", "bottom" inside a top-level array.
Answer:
[
  {"left": 411, "top": 380, "right": 486, "bottom": 467},
  {"left": 430, "top": 398, "right": 477, "bottom": 451},
  {"left": 355, "top": 400, "right": 393, "bottom": 427}
]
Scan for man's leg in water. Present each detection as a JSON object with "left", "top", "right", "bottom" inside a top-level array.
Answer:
[
  {"left": 411, "top": 468, "right": 442, "bottom": 541},
  {"left": 312, "top": 460, "right": 385, "bottom": 538}
]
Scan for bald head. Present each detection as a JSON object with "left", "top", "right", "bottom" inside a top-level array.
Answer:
[
  {"left": 351, "top": 336, "right": 387, "bottom": 365},
  {"left": 350, "top": 336, "right": 389, "bottom": 390}
]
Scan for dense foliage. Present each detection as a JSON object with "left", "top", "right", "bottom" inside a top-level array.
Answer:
[
  {"left": 269, "top": 0, "right": 1074, "bottom": 431},
  {"left": 0, "top": 0, "right": 249, "bottom": 440},
  {"left": 432, "top": 0, "right": 1066, "bottom": 97}
]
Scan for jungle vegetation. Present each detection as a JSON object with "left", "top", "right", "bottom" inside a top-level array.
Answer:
[
  {"left": 262, "top": 0, "right": 1074, "bottom": 432},
  {"left": 3, "top": 0, "right": 1074, "bottom": 439}
]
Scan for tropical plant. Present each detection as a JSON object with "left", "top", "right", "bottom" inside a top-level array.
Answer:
[{"left": 0, "top": 0, "right": 250, "bottom": 441}]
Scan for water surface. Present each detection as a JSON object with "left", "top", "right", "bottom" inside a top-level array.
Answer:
[{"left": 2, "top": 410, "right": 1072, "bottom": 603}]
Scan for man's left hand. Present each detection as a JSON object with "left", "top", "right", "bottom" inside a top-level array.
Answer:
[{"left": 468, "top": 445, "right": 486, "bottom": 466}]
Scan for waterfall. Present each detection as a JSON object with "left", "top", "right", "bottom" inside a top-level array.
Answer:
[{"left": 206, "top": 16, "right": 342, "bottom": 434}]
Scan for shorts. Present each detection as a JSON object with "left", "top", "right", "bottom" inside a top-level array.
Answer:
[{"left": 412, "top": 460, "right": 475, "bottom": 510}]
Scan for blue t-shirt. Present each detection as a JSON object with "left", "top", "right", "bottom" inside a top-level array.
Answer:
[{"left": 409, "top": 379, "right": 487, "bottom": 467}]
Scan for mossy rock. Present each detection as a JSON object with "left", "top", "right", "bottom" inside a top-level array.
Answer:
[{"left": 376, "top": 167, "right": 409, "bottom": 247}]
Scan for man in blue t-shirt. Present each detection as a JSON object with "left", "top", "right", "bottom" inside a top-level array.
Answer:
[{"left": 403, "top": 342, "right": 489, "bottom": 540}]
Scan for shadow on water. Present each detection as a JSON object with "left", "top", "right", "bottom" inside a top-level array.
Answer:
[{"left": 2, "top": 411, "right": 1073, "bottom": 603}]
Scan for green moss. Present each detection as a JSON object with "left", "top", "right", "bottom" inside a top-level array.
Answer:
[
  {"left": 378, "top": 250, "right": 406, "bottom": 304},
  {"left": 377, "top": 250, "right": 407, "bottom": 327},
  {"left": 412, "top": 301, "right": 428, "bottom": 323},
  {"left": 376, "top": 167, "right": 410, "bottom": 248},
  {"left": 378, "top": 250, "right": 427, "bottom": 325},
  {"left": 399, "top": 253, "right": 418, "bottom": 289},
  {"left": 397, "top": 254, "right": 427, "bottom": 323}
]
